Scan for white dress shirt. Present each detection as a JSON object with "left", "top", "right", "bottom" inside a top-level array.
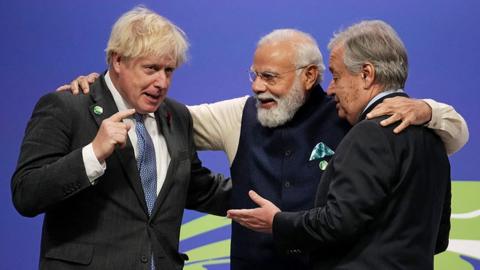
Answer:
[{"left": 82, "top": 72, "right": 170, "bottom": 195}]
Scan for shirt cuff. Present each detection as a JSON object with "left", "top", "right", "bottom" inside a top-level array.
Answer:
[
  {"left": 422, "top": 99, "right": 441, "bottom": 129},
  {"left": 82, "top": 143, "right": 106, "bottom": 185}
]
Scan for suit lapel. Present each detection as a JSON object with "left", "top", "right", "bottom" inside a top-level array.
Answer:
[
  {"left": 150, "top": 102, "right": 180, "bottom": 218},
  {"left": 89, "top": 76, "right": 149, "bottom": 215}
]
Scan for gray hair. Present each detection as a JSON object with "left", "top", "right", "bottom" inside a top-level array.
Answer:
[
  {"left": 258, "top": 29, "right": 325, "bottom": 84},
  {"left": 328, "top": 20, "right": 408, "bottom": 90},
  {"left": 106, "top": 6, "right": 189, "bottom": 67}
]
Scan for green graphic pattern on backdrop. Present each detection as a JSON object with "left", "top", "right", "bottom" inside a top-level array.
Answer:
[{"left": 180, "top": 181, "right": 480, "bottom": 269}]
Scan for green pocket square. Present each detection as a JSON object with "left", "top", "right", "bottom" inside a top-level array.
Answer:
[{"left": 309, "top": 142, "right": 335, "bottom": 161}]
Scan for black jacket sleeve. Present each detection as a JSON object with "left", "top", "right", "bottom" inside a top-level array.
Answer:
[{"left": 273, "top": 121, "right": 395, "bottom": 250}]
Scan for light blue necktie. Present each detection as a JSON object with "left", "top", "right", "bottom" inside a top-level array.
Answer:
[
  {"left": 134, "top": 113, "right": 157, "bottom": 215},
  {"left": 135, "top": 114, "right": 157, "bottom": 270}
]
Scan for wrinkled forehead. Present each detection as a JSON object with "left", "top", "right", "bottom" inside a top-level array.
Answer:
[
  {"left": 252, "top": 42, "right": 296, "bottom": 71},
  {"left": 328, "top": 46, "right": 345, "bottom": 70},
  {"left": 126, "top": 53, "right": 177, "bottom": 67}
]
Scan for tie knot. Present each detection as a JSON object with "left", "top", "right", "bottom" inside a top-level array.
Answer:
[{"left": 134, "top": 113, "right": 145, "bottom": 123}]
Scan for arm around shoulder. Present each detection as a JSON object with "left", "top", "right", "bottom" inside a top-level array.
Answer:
[
  {"left": 423, "top": 99, "right": 469, "bottom": 155},
  {"left": 188, "top": 96, "right": 248, "bottom": 163},
  {"left": 185, "top": 105, "right": 232, "bottom": 216}
]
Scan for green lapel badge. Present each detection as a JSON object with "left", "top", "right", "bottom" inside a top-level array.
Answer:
[
  {"left": 319, "top": 160, "right": 329, "bottom": 170},
  {"left": 93, "top": 105, "right": 103, "bottom": 115}
]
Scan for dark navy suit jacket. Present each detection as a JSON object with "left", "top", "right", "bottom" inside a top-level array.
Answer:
[
  {"left": 12, "top": 75, "right": 231, "bottom": 270},
  {"left": 273, "top": 93, "right": 451, "bottom": 270}
]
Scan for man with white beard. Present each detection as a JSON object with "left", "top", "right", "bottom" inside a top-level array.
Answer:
[
  {"left": 255, "top": 70, "right": 306, "bottom": 128},
  {"left": 189, "top": 29, "right": 467, "bottom": 270},
  {"left": 218, "top": 30, "right": 353, "bottom": 269},
  {"left": 61, "top": 29, "right": 468, "bottom": 270}
]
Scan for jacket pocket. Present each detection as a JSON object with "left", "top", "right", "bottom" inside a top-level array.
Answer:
[{"left": 44, "top": 242, "right": 94, "bottom": 265}]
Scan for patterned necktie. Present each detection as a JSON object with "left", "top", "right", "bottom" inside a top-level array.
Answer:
[{"left": 134, "top": 113, "right": 157, "bottom": 216}]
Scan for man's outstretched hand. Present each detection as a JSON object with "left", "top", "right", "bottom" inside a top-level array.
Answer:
[{"left": 227, "top": 190, "right": 281, "bottom": 234}]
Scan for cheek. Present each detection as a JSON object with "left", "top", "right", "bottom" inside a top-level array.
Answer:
[
  {"left": 129, "top": 69, "right": 151, "bottom": 87},
  {"left": 272, "top": 79, "right": 295, "bottom": 97},
  {"left": 343, "top": 94, "right": 355, "bottom": 109},
  {"left": 339, "top": 83, "right": 357, "bottom": 107},
  {"left": 267, "top": 87, "right": 286, "bottom": 98},
  {"left": 336, "top": 94, "right": 352, "bottom": 115}
]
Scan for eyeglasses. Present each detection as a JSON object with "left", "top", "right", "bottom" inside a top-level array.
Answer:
[{"left": 248, "top": 65, "right": 309, "bottom": 86}]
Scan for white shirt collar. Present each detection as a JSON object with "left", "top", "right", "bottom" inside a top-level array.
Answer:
[{"left": 362, "top": 89, "right": 404, "bottom": 114}]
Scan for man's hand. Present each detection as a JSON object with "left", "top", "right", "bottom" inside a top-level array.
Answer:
[
  {"left": 367, "top": 96, "right": 432, "bottom": 133},
  {"left": 56, "top": 72, "right": 100, "bottom": 95},
  {"left": 92, "top": 109, "right": 135, "bottom": 162},
  {"left": 227, "top": 190, "right": 281, "bottom": 234}
]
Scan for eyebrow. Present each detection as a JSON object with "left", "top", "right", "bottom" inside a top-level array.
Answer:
[{"left": 260, "top": 70, "right": 279, "bottom": 75}]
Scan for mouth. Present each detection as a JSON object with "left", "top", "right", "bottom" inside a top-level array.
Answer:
[
  {"left": 256, "top": 97, "right": 277, "bottom": 109},
  {"left": 334, "top": 98, "right": 340, "bottom": 109},
  {"left": 143, "top": 91, "right": 162, "bottom": 102}
]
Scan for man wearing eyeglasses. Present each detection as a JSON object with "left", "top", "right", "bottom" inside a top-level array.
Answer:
[
  {"left": 60, "top": 29, "right": 468, "bottom": 270},
  {"left": 190, "top": 29, "right": 467, "bottom": 270},
  {"left": 227, "top": 20, "right": 453, "bottom": 270}
]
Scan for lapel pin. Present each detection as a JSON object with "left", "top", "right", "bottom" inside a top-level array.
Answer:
[
  {"left": 319, "top": 160, "right": 328, "bottom": 171},
  {"left": 93, "top": 105, "right": 103, "bottom": 115}
]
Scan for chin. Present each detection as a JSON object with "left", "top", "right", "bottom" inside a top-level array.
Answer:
[
  {"left": 138, "top": 105, "right": 160, "bottom": 114},
  {"left": 346, "top": 117, "right": 356, "bottom": 125},
  {"left": 337, "top": 110, "right": 346, "bottom": 120}
]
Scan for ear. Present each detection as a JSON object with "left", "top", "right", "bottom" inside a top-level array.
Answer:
[
  {"left": 303, "top": 65, "right": 319, "bottom": 90},
  {"left": 361, "top": 63, "right": 375, "bottom": 89},
  {"left": 111, "top": 53, "right": 123, "bottom": 73}
]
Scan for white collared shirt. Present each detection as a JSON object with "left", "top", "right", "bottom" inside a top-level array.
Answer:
[
  {"left": 82, "top": 72, "right": 170, "bottom": 195},
  {"left": 362, "top": 89, "right": 405, "bottom": 115}
]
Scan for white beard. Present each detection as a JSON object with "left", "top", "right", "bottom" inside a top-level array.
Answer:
[{"left": 255, "top": 78, "right": 306, "bottom": 128}]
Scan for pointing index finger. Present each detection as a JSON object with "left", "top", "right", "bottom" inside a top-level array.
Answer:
[{"left": 109, "top": 109, "right": 136, "bottom": 122}]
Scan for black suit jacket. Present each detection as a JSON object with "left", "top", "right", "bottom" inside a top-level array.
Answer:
[
  {"left": 11, "top": 75, "right": 231, "bottom": 270},
  {"left": 273, "top": 93, "right": 451, "bottom": 270}
]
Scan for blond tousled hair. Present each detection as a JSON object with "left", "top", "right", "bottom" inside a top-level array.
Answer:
[{"left": 106, "top": 6, "right": 189, "bottom": 67}]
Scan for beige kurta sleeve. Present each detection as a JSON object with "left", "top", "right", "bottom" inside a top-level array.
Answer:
[
  {"left": 187, "top": 96, "right": 249, "bottom": 164},
  {"left": 423, "top": 99, "right": 469, "bottom": 156}
]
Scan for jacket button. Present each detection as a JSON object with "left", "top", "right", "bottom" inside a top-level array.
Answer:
[
  {"left": 141, "top": 255, "right": 148, "bottom": 263},
  {"left": 284, "top": 181, "right": 291, "bottom": 188},
  {"left": 285, "top": 150, "right": 292, "bottom": 157}
]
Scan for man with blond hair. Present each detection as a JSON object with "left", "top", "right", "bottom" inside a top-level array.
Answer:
[
  {"left": 64, "top": 25, "right": 468, "bottom": 269},
  {"left": 12, "top": 7, "right": 230, "bottom": 270}
]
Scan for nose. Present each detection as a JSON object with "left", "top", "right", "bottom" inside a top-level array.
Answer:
[
  {"left": 153, "top": 69, "right": 169, "bottom": 89},
  {"left": 251, "top": 76, "right": 267, "bottom": 95},
  {"left": 326, "top": 81, "right": 335, "bottom": 96}
]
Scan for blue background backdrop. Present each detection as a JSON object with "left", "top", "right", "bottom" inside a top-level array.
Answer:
[{"left": 1, "top": 0, "right": 478, "bottom": 269}]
